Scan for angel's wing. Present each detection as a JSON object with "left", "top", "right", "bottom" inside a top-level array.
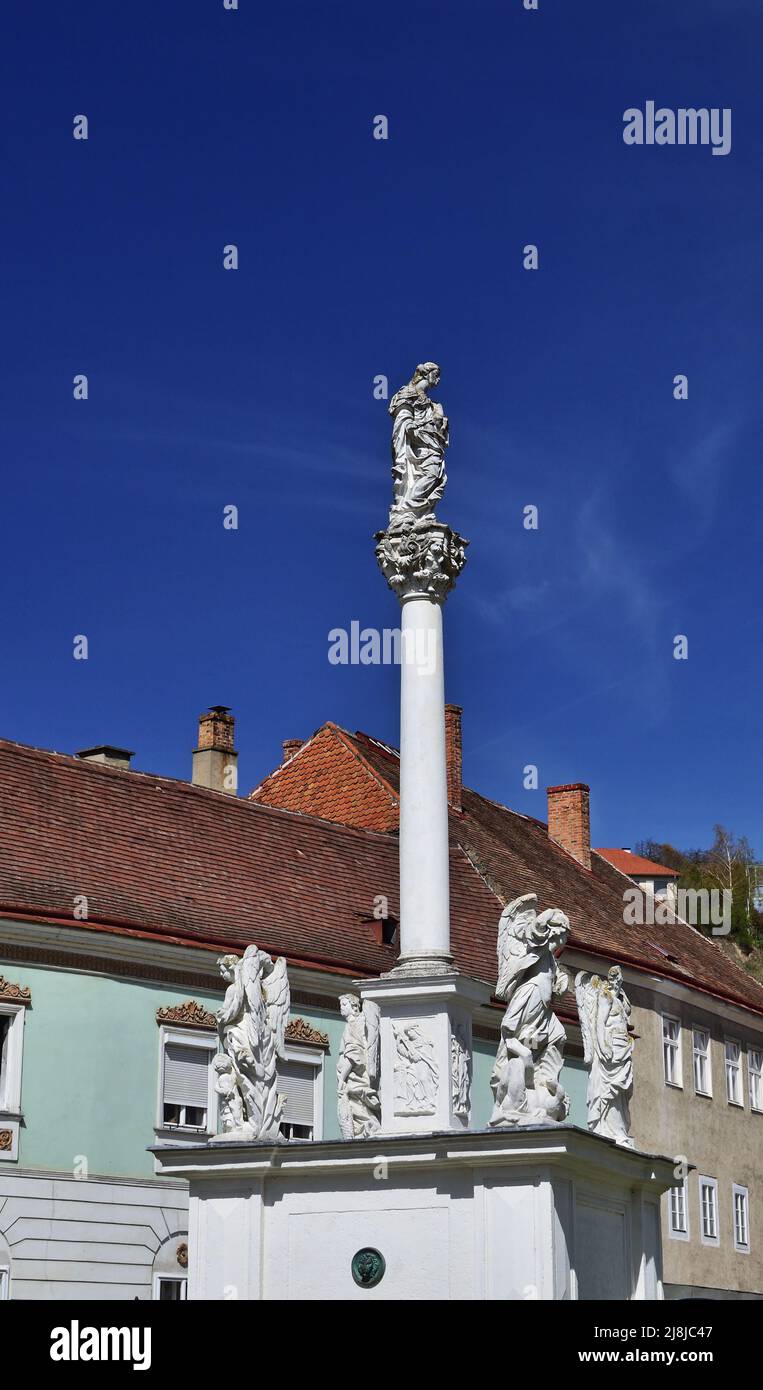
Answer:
[
  {"left": 363, "top": 999, "right": 381, "bottom": 1089},
  {"left": 263, "top": 955, "right": 291, "bottom": 1059},
  {"left": 575, "top": 971, "right": 597, "bottom": 1065},
  {"left": 496, "top": 893, "right": 537, "bottom": 1000}
]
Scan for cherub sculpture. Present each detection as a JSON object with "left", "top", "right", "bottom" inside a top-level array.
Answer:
[
  {"left": 575, "top": 966, "right": 635, "bottom": 1147},
  {"left": 214, "top": 944, "right": 291, "bottom": 1141},
  {"left": 489, "top": 893, "right": 571, "bottom": 1127},
  {"left": 336, "top": 994, "right": 381, "bottom": 1139}
]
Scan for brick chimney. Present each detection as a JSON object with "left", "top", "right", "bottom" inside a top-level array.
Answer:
[
  {"left": 192, "top": 707, "right": 238, "bottom": 795},
  {"left": 546, "top": 782, "right": 591, "bottom": 870},
  {"left": 282, "top": 739, "right": 304, "bottom": 763},
  {"left": 444, "top": 703, "right": 463, "bottom": 812}
]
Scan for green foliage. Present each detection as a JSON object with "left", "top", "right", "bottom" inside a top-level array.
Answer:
[{"left": 635, "top": 827, "right": 763, "bottom": 949}]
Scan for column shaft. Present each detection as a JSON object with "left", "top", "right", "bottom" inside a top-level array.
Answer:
[{"left": 398, "top": 595, "right": 451, "bottom": 964}]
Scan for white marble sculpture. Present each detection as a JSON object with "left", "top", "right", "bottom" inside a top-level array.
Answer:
[
  {"left": 214, "top": 944, "right": 291, "bottom": 1141},
  {"left": 489, "top": 893, "right": 571, "bottom": 1127},
  {"left": 451, "top": 1023, "right": 471, "bottom": 1118},
  {"left": 393, "top": 1021, "right": 439, "bottom": 1115},
  {"left": 336, "top": 994, "right": 381, "bottom": 1139},
  {"left": 388, "top": 362, "right": 448, "bottom": 528},
  {"left": 575, "top": 966, "right": 635, "bottom": 1147}
]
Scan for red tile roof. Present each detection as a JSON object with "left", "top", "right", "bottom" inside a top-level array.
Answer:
[
  {"left": 0, "top": 738, "right": 499, "bottom": 983},
  {"left": 596, "top": 849, "right": 679, "bottom": 878},
  {"left": 252, "top": 725, "right": 763, "bottom": 1018},
  {"left": 1, "top": 730, "right": 762, "bottom": 1017}
]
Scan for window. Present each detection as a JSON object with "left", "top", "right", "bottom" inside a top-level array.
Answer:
[
  {"left": 725, "top": 1038, "right": 743, "bottom": 1106},
  {"left": 0, "top": 1002, "right": 25, "bottom": 1160},
  {"left": 669, "top": 1180, "right": 689, "bottom": 1240},
  {"left": 699, "top": 1177, "right": 719, "bottom": 1246},
  {"left": 663, "top": 1015, "right": 682, "bottom": 1087},
  {"left": 277, "top": 1049, "right": 324, "bottom": 1141},
  {"left": 733, "top": 1185, "right": 750, "bottom": 1253},
  {"left": 692, "top": 1027, "right": 711, "bottom": 1096},
  {"left": 749, "top": 1049, "right": 762, "bottom": 1113},
  {"left": 157, "top": 1029, "right": 216, "bottom": 1134},
  {"left": 154, "top": 1275, "right": 187, "bottom": 1301}
]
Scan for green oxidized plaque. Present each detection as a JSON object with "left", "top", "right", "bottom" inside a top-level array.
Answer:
[{"left": 351, "top": 1247, "right": 385, "bottom": 1288}]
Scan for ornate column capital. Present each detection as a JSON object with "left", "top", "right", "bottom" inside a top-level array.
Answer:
[{"left": 375, "top": 519, "right": 468, "bottom": 602}]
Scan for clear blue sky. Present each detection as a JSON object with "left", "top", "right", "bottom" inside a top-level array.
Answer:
[{"left": 2, "top": 1, "right": 761, "bottom": 855}]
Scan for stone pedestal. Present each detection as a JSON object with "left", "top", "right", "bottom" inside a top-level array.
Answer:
[
  {"left": 152, "top": 1126, "right": 674, "bottom": 1301},
  {"left": 359, "top": 970, "right": 491, "bottom": 1134}
]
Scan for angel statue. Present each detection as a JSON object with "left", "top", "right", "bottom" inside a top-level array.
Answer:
[
  {"left": 214, "top": 944, "right": 291, "bottom": 1142},
  {"left": 336, "top": 994, "right": 381, "bottom": 1139},
  {"left": 388, "top": 362, "right": 449, "bottom": 528},
  {"left": 575, "top": 966, "right": 635, "bottom": 1147},
  {"left": 489, "top": 893, "right": 571, "bottom": 1128}
]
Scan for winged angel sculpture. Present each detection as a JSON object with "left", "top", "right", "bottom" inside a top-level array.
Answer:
[
  {"left": 489, "top": 893, "right": 571, "bottom": 1127},
  {"left": 337, "top": 994, "right": 381, "bottom": 1138},
  {"left": 214, "top": 944, "right": 291, "bottom": 1141},
  {"left": 575, "top": 967, "right": 635, "bottom": 1146}
]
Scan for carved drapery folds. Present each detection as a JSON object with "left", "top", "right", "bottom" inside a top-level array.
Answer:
[
  {"left": 451, "top": 1023, "right": 471, "bottom": 1117},
  {"left": 214, "top": 945, "right": 291, "bottom": 1142},
  {"left": 377, "top": 363, "right": 467, "bottom": 602},
  {"left": 489, "top": 893, "right": 571, "bottom": 1128},
  {"left": 575, "top": 967, "right": 635, "bottom": 1147},
  {"left": 392, "top": 1021, "right": 439, "bottom": 1116},
  {"left": 336, "top": 994, "right": 381, "bottom": 1139}
]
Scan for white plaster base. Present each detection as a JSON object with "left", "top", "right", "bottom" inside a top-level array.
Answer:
[
  {"left": 152, "top": 1126, "right": 673, "bottom": 1301},
  {"left": 359, "top": 970, "right": 490, "bottom": 1134}
]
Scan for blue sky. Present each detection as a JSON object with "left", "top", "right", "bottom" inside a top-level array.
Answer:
[{"left": 2, "top": 1, "right": 761, "bottom": 854}]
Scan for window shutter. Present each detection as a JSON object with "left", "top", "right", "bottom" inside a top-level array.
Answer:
[
  {"left": 164, "top": 1044, "right": 210, "bottom": 1107},
  {"left": 277, "top": 1060, "right": 315, "bottom": 1125}
]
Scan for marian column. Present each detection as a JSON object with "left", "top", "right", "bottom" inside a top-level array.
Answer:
[{"left": 359, "top": 363, "right": 490, "bottom": 1134}]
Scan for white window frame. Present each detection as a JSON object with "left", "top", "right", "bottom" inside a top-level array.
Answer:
[
  {"left": 691, "top": 1025, "right": 712, "bottom": 1097},
  {"left": 277, "top": 1044, "right": 324, "bottom": 1141},
  {"left": 748, "top": 1048, "right": 762, "bottom": 1113},
  {"left": 0, "top": 1265, "right": 9, "bottom": 1300},
  {"left": 152, "top": 1273, "right": 187, "bottom": 1301},
  {"left": 725, "top": 1037, "right": 743, "bottom": 1107},
  {"left": 733, "top": 1184, "right": 750, "bottom": 1254},
  {"left": 0, "top": 1002, "right": 25, "bottom": 1115},
  {"left": 156, "top": 1026, "right": 218, "bottom": 1138},
  {"left": 662, "top": 1014, "right": 682, "bottom": 1088},
  {"left": 668, "top": 1177, "right": 690, "bottom": 1241},
  {"left": 699, "top": 1175, "right": 719, "bottom": 1247}
]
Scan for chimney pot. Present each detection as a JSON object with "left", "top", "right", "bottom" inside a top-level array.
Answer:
[
  {"left": 282, "top": 739, "right": 304, "bottom": 764},
  {"left": 546, "top": 782, "right": 591, "bottom": 871},
  {"left": 444, "top": 703, "right": 463, "bottom": 812}
]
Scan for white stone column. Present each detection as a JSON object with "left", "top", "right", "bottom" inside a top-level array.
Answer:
[
  {"left": 398, "top": 594, "right": 450, "bottom": 967},
  {"left": 370, "top": 519, "right": 488, "bottom": 1134},
  {"left": 376, "top": 519, "right": 468, "bottom": 973}
]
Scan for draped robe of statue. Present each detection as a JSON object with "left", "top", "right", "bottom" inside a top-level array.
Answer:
[
  {"left": 215, "top": 945, "right": 290, "bottom": 1141},
  {"left": 388, "top": 362, "right": 448, "bottom": 526},
  {"left": 575, "top": 967, "right": 635, "bottom": 1147},
  {"left": 489, "top": 894, "right": 571, "bottom": 1127},
  {"left": 336, "top": 995, "right": 381, "bottom": 1139}
]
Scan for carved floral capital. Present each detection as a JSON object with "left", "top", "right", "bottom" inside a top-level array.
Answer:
[
  {"left": 375, "top": 520, "right": 468, "bottom": 602},
  {"left": 0, "top": 1130, "right": 12, "bottom": 1151}
]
